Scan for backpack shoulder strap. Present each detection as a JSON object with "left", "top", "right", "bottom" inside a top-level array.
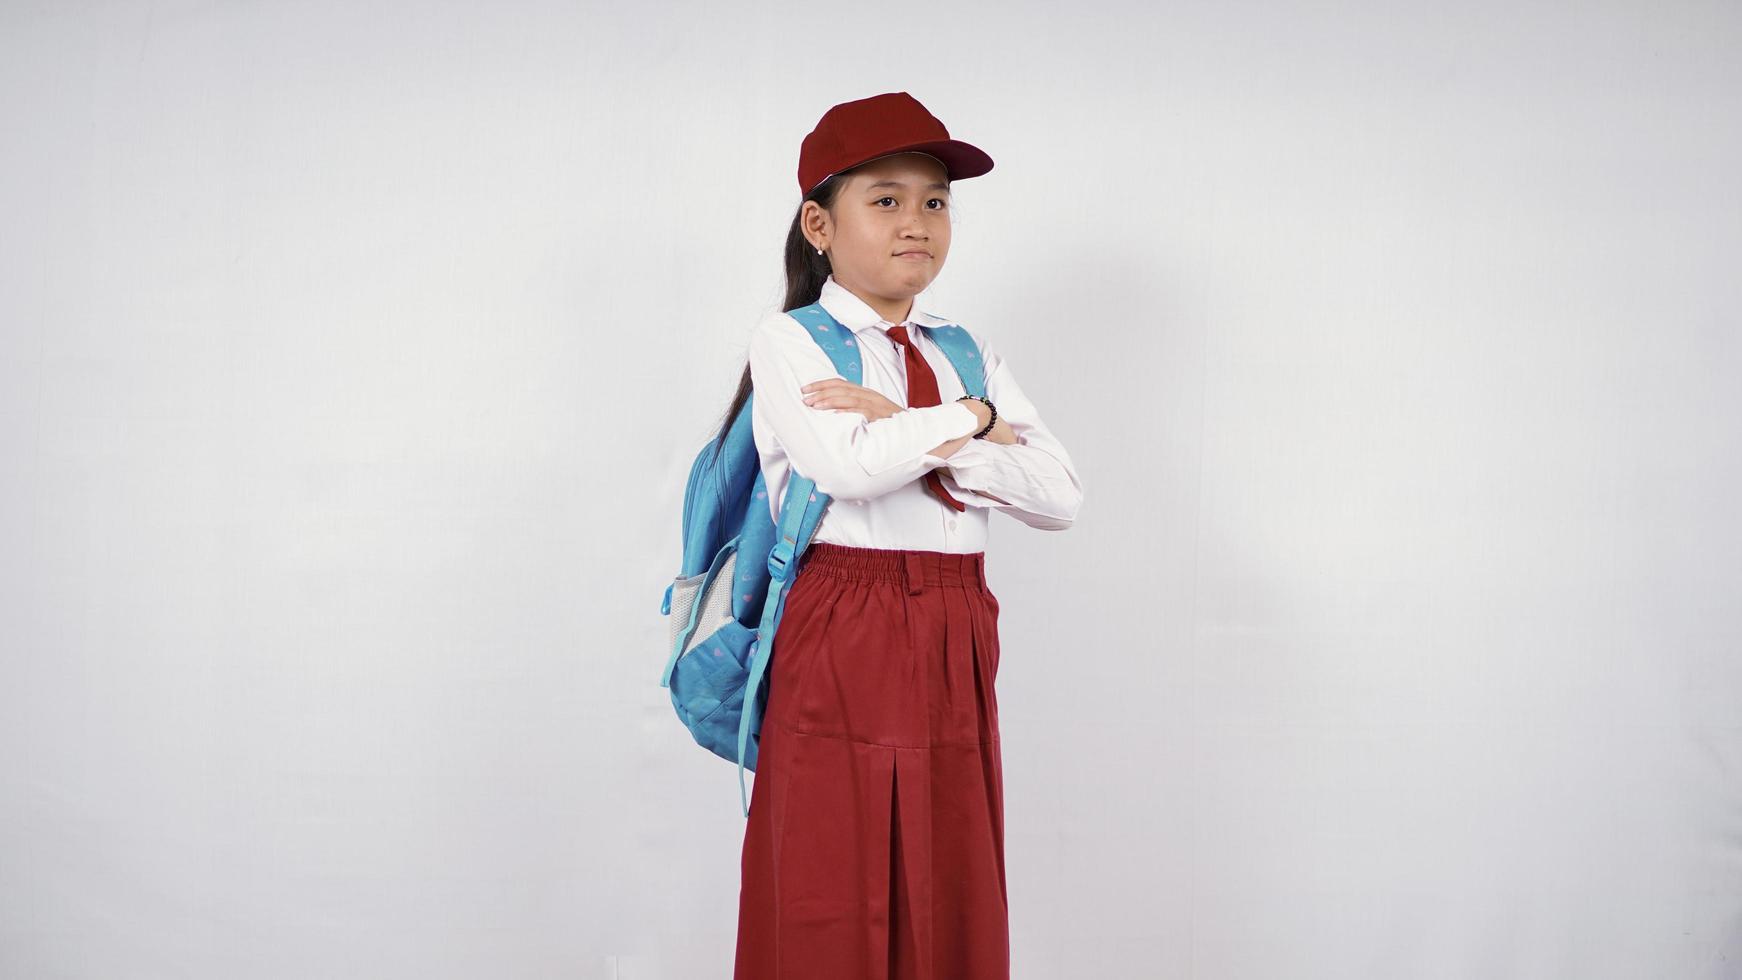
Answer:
[
  {"left": 734, "top": 302, "right": 858, "bottom": 816},
  {"left": 918, "top": 322, "right": 989, "bottom": 398},
  {"left": 785, "top": 304, "right": 863, "bottom": 384}
]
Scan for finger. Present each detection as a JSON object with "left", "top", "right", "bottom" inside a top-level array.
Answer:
[
  {"left": 807, "top": 395, "right": 869, "bottom": 410},
  {"left": 803, "top": 386, "right": 864, "bottom": 406},
  {"left": 800, "top": 379, "right": 853, "bottom": 394}
]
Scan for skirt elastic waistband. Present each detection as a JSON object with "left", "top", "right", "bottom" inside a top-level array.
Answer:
[{"left": 798, "top": 542, "right": 987, "bottom": 592}]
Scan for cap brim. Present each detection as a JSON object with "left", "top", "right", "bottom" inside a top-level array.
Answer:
[{"left": 857, "top": 139, "right": 995, "bottom": 183}]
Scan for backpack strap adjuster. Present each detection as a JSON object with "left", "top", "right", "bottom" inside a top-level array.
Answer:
[{"left": 766, "top": 535, "right": 796, "bottom": 580}]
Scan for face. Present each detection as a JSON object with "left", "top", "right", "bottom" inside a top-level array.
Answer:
[{"left": 804, "top": 152, "right": 952, "bottom": 316}]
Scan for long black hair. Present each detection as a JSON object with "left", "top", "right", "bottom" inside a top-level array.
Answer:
[{"left": 705, "top": 175, "right": 847, "bottom": 461}]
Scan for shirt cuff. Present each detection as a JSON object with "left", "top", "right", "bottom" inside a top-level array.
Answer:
[
  {"left": 919, "top": 403, "right": 987, "bottom": 458},
  {"left": 928, "top": 437, "right": 1009, "bottom": 507},
  {"left": 939, "top": 435, "right": 1000, "bottom": 473}
]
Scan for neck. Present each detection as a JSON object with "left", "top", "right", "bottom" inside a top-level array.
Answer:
[{"left": 837, "top": 277, "right": 916, "bottom": 325}]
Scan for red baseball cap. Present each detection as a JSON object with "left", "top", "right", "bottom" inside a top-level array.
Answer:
[{"left": 797, "top": 92, "right": 994, "bottom": 196}]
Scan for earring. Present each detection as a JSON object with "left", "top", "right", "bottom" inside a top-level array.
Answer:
[{"left": 815, "top": 247, "right": 823, "bottom": 255}]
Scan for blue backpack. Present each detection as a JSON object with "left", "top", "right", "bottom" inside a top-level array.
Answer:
[{"left": 658, "top": 300, "right": 990, "bottom": 816}]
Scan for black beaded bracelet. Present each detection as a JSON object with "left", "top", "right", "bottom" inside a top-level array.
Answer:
[{"left": 956, "top": 395, "right": 997, "bottom": 439}]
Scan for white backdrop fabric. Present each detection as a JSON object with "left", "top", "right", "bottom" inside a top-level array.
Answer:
[{"left": 1, "top": 1, "right": 1738, "bottom": 978}]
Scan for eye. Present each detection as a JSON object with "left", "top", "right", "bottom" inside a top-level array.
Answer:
[{"left": 875, "top": 196, "right": 949, "bottom": 210}]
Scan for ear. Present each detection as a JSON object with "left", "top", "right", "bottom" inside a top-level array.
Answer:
[{"left": 801, "top": 200, "right": 832, "bottom": 243}]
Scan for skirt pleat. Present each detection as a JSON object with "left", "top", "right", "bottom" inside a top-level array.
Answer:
[{"left": 734, "top": 542, "right": 1008, "bottom": 980}]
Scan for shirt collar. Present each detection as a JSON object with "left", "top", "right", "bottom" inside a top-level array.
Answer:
[{"left": 818, "top": 275, "right": 956, "bottom": 338}]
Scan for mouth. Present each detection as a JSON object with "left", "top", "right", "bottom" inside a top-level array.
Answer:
[{"left": 894, "top": 250, "right": 932, "bottom": 260}]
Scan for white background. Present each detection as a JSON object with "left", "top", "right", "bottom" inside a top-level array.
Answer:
[{"left": 1, "top": 1, "right": 1738, "bottom": 978}]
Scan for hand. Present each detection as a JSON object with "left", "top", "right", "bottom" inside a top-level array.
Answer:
[
  {"left": 800, "top": 379, "right": 906, "bottom": 422},
  {"left": 984, "top": 417, "right": 1018, "bottom": 445},
  {"left": 960, "top": 398, "right": 1019, "bottom": 445}
]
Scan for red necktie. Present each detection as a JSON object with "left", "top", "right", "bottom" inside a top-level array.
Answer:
[{"left": 885, "top": 325, "right": 966, "bottom": 512}]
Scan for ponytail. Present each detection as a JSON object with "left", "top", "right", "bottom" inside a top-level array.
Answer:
[{"left": 707, "top": 176, "right": 845, "bottom": 461}]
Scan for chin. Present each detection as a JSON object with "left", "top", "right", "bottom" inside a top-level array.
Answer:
[{"left": 892, "top": 267, "right": 936, "bottom": 292}]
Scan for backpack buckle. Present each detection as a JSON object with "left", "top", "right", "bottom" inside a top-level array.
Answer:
[{"left": 766, "top": 535, "right": 796, "bottom": 580}]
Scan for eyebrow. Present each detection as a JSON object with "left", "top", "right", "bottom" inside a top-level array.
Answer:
[{"left": 864, "top": 180, "right": 951, "bottom": 193}]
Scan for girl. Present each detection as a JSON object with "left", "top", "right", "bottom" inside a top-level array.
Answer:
[{"left": 718, "top": 91, "right": 1084, "bottom": 980}]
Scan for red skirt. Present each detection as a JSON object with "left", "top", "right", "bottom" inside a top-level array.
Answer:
[{"left": 734, "top": 542, "right": 1009, "bottom": 980}]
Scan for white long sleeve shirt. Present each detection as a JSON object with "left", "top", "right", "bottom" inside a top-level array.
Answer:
[{"left": 747, "top": 275, "right": 1083, "bottom": 553}]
